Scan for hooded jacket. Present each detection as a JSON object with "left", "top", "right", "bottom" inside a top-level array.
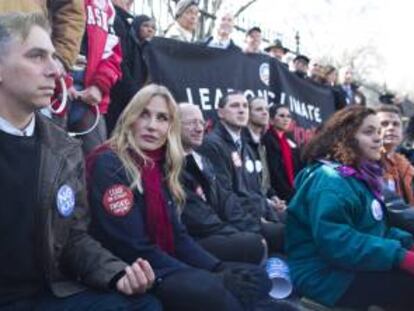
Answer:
[{"left": 107, "top": 14, "right": 150, "bottom": 134}]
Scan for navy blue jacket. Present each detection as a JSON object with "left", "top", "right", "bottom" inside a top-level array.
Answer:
[
  {"left": 198, "top": 123, "right": 274, "bottom": 233},
  {"left": 87, "top": 149, "right": 220, "bottom": 278},
  {"left": 181, "top": 153, "right": 240, "bottom": 239}
]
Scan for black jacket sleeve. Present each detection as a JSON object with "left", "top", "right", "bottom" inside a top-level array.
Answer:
[{"left": 199, "top": 138, "right": 261, "bottom": 233}]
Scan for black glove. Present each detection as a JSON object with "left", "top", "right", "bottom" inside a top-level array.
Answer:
[{"left": 217, "top": 263, "right": 271, "bottom": 309}]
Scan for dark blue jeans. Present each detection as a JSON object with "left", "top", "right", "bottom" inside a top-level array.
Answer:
[
  {"left": 154, "top": 268, "right": 243, "bottom": 311},
  {"left": 337, "top": 269, "right": 414, "bottom": 308},
  {"left": 0, "top": 289, "right": 162, "bottom": 311}
]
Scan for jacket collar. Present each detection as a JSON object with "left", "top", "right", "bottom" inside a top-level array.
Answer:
[{"left": 214, "top": 122, "right": 240, "bottom": 144}]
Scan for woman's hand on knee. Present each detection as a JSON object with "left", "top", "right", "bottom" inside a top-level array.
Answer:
[{"left": 116, "top": 259, "right": 155, "bottom": 295}]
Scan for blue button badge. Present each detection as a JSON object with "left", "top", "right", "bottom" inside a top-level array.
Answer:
[{"left": 56, "top": 184, "right": 75, "bottom": 217}]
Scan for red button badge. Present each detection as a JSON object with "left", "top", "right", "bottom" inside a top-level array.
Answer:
[{"left": 102, "top": 184, "right": 134, "bottom": 217}]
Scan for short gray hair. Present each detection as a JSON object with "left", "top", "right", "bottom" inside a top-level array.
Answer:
[{"left": 0, "top": 12, "right": 50, "bottom": 59}]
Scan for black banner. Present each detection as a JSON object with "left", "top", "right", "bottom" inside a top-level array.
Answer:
[
  {"left": 145, "top": 37, "right": 335, "bottom": 145},
  {"left": 270, "top": 59, "right": 335, "bottom": 144}
]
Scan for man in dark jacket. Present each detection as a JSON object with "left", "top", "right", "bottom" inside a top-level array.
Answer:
[
  {"left": 0, "top": 12, "right": 161, "bottom": 310},
  {"left": 243, "top": 97, "right": 287, "bottom": 215},
  {"left": 292, "top": 54, "right": 310, "bottom": 79},
  {"left": 203, "top": 9, "right": 241, "bottom": 51},
  {"left": 199, "top": 91, "right": 284, "bottom": 253},
  {"left": 178, "top": 103, "right": 265, "bottom": 264}
]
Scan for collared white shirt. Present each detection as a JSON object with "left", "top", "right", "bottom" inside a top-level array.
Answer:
[
  {"left": 0, "top": 115, "right": 35, "bottom": 136},
  {"left": 184, "top": 149, "right": 204, "bottom": 171},
  {"left": 222, "top": 123, "right": 242, "bottom": 146},
  {"left": 192, "top": 151, "right": 204, "bottom": 171},
  {"left": 208, "top": 37, "right": 231, "bottom": 49}
]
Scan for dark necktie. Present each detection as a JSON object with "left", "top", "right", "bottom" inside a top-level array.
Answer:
[{"left": 234, "top": 138, "right": 242, "bottom": 154}]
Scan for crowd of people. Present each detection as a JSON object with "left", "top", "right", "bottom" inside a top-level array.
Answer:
[{"left": 1, "top": 0, "right": 414, "bottom": 310}]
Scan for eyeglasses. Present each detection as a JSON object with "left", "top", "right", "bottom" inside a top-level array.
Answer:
[{"left": 182, "top": 119, "right": 206, "bottom": 128}]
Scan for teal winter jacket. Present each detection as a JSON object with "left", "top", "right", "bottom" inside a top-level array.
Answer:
[{"left": 286, "top": 162, "right": 412, "bottom": 306}]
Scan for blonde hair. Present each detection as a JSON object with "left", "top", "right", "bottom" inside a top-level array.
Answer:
[{"left": 108, "top": 84, "right": 186, "bottom": 206}]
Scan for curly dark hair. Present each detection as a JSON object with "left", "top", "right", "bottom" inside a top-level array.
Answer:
[{"left": 302, "top": 105, "right": 377, "bottom": 167}]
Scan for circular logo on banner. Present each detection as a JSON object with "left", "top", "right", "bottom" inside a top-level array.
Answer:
[
  {"left": 259, "top": 63, "right": 270, "bottom": 86},
  {"left": 231, "top": 152, "right": 242, "bottom": 168},
  {"left": 255, "top": 160, "right": 263, "bottom": 173},
  {"left": 102, "top": 184, "right": 134, "bottom": 217},
  {"left": 245, "top": 159, "right": 255, "bottom": 173},
  {"left": 56, "top": 184, "right": 75, "bottom": 217},
  {"left": 371, "top": 199, "right": 383, "bottom": 221}
]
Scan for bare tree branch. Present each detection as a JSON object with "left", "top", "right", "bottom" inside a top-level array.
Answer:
[
  {"left": 167, "top": 0, "right": 175, "bottom": 19},
  {"left": 234, "top": 0, "right": 258, "bottom": 18},
  {"left": 206, "top": 0, "right": 223, "bottom": 37}
]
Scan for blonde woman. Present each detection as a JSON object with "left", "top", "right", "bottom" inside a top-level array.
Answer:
[{"left": 86, "top": 84, "right": 272, "bottom": 311}]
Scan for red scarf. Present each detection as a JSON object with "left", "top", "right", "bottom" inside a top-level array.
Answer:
[
  {"left": 140, "top": 148, "right": 176, "bottom": 255},
  {"left": 271, "top": 128, "right": 294, "bottom": 187},
  {"left": 87, "top": 145, "right": 176, "bottom": 255}
]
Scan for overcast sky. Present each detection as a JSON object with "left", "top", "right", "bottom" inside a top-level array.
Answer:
[
  {"left": 135, "top": 0, "right": 414, "bottom": 95},
  {"left": 242, "top": 0, "right": 414, "bottom": 95}
]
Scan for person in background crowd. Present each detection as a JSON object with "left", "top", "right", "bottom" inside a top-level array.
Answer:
[
  {"left": 107, "top": 0, "right": 135, "bottom": 135},
  {"left": 179, "top": 103, "right": 266, "bottom": 264},
  {"left": 243, "top": 26, "right": 262, "bottom": 54},
  {"left": 0, "top": 12, "right": 162, "bottom": 310},
  {"left": 292, "top": 54, "right": 309, "bottom": 79},
  {"left": 399, "top": 116, "right": 414, "bottom": 166},
  {"left": 112, "top": 0, "right": 134, "bottom": 52},
  {"left": 68, "top": 0, "right": 122, "bottom": 155},
  {"left": 108, "top": 14, "right": 156, "bottom": 135},
  {"left": 87, "top": 84, "right": 272, "bottom": 311},
  {"left": 338, "top": 66, "right": 355, "bottom": 105},
  {"left": 308, "top": 59, "right": 324, "bottom": 84},
  {"left": 0, "top": 0, "right": 85, "bottom": 72},
  {"left": 287, "top": 106, "right": 414, "bottom": 309},
  {"left": 131, "top": 15, "right": 157, "bottom": 42},
  {"left": 243, "top": 97, "right": 287, "bottom": 215},
  {"left": 264, "top": 39, "right": 289, "bottom": 62},
  {"left": 377, "top": 105, "right": 414, "bottom": 205},
  {"left": 203, "top": 9, "right": 240, "bottom": 51},
  {"left": 165, "top": 0, "right": 199, "bottom": 42},
  {"left": 338, "top": 66, "right": 366, "bottom": 106},
  {"left": 199, "top": 91, "right": 285, "bottom": 253},
  {"left": 262, "top": 105, "right": 301, "bottom": 202},
  {"left": 321, "top": 65, "right": 347, "bottom": 111},
  {"left": 321, "top": 64, "right": 337, "bottom": 86},
  {"left": 379, "top": 92, "right": 397, "bottom": 105}
]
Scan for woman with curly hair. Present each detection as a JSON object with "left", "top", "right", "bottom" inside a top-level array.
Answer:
[{"left": 286, "top": 105, "right": 414, "bottom": 309}]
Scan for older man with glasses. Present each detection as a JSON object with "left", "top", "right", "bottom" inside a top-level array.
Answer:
[{"left": 178, "top": 103, "right": 267, "bottom": 264}]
